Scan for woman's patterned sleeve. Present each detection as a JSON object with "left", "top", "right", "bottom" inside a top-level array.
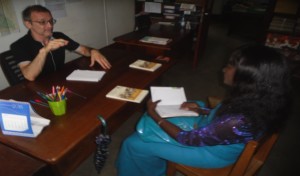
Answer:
[{"left": 176, "top": 115, "right": 256, "bottom": 146}]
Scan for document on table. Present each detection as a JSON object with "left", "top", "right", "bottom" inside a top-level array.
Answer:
[
  {"left": 129, "top": 59, "right": 162, "bottom": 72},
  {"left": 106, "top": 86, "right": 149, "bottom": 103},
  {"left": 140, "top": 36, "right": 171, "bottom": 45},
  {"left": 150, "top": 87, "right": 198, "bottom": 118},
  {"left": 66, "top": 69, "right": 106, "bottom": 82}
]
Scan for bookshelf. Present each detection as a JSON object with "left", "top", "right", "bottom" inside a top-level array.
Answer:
[
  {"left": 134, "top": 0, "right": 214, "bottom": 68},
  {"left": 264, "top": 0, "right": 300, "bottom": 81},
  {"left": 135, "top": 0, "right": 201, "bottom": 27},
  {"left": 226, "top": 0, "right": 276, "bottom": 40},
  {"left": 267, "top": 0, "right": 300, "bottom": 36}
]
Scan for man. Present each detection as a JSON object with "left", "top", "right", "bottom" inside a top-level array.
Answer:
[{"left": 11, "top": 5, "right": 111, "bottom": 81}]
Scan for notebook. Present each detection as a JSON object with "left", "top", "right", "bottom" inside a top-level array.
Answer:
[
  {"left": 66, "top": 69, "right": 106, "bottom": 82},
  {"left": 150, "top": 86, "right": 198, "bottom": 118}
]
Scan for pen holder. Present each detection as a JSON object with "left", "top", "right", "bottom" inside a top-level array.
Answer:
[{"left": 48, "top": 99, "right": 66, "bottom": 116}]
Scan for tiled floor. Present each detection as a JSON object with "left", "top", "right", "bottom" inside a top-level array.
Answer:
[{"left": 71, "top": 19, "right": 300, "bottom": 176}]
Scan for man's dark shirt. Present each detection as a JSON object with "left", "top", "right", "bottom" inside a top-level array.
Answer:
[{"left": 10, "top": 31, "right": 79, "bottom": 77}]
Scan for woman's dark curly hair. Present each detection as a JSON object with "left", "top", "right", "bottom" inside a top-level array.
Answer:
[{"left": 217, "top": 44, "right": 291, "bottom": 134}]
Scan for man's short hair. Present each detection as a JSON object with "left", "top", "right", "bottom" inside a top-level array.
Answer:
[{"left": 22, "top": 5, "right": 51, "bottom": 21}]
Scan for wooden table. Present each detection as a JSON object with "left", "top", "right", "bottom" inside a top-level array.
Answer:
[
  {"left": 114, "top": 23, "right": 194, "bottom": 57},
  {"left": 0, "top": 45, "right": 174, "bottom": 175},
  {"left": 0, "top": 142, "right": 51, "bottom": 176}
]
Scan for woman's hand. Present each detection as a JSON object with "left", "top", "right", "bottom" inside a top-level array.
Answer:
[
  {"left": 146, "top": 99, "right": 160, "bottom": 116},
  {"left": 147, "top": 99, "right": 182, "bottom": 139},
  {"left": 180, "top": 102, "right": 210, "bottom": 115}
]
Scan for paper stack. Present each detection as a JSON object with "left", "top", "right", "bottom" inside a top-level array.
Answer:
[
  {"left": 140, "top": 36, "right": 171, "bottom": 45},
  {"left": 66, "top": 69, "right": 106, "bottom": 82}
]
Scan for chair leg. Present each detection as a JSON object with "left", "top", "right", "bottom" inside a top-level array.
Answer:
[{"left": 167, "top": 161, "right": 177, "bottom": 176}]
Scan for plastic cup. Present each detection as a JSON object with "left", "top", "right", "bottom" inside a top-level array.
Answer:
[{"left": 48, "top": 99, "right": 66, "bottom": 116}]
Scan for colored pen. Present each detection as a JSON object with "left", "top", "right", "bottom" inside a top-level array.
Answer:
[
  {"left": 36, "top": 91, "right": 52, "bottom": 101},
  {"left": 56, "top": 86, "right": 61, "bottom": 101},
  {"left": 52, "top": 86, "right": 55, "bottom": 95},
  {"left": 29, "top": 100, "right": 49, "bottom": 108},
  {"left": 60, "top": 86, "right": 65, "bottom": 95},
  {"left": 34, "top": 99, "right": 48, "bottom": 106},
  {"left": 199, "top": 107, "right": 211, "bottom": 111},
  {"left": 66, "top": 89, "right": 87, "bottom": 99}
]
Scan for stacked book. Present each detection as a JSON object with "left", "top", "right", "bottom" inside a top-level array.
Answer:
[
  {"left": 129, "top": 59, "right": 162, "bottom": 72},
  {"left": 139, "top": 36, "right": 172, "bottom": 45},
  {"left": 163, "top": 4, "right": 180, "bottom": 20},
  {"left": 268, "top": 16, "right": 296, "bottom": 33}
]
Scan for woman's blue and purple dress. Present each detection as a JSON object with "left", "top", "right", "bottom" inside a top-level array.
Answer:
[{"left": 116, "top": 102, "right": 261, "bottom": 176}]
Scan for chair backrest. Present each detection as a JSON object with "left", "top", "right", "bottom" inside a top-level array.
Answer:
[
  {"left": 243, "top": 132, "right": 279, "bottom": 176},
  {"left": 166, "top": 132, "right": 279, "bottom": 176},
  {"left": 0, "top": 50, "right": 25, "bottom": 86}
]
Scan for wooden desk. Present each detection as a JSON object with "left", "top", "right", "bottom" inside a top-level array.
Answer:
[
  {"left": 0, "top": 142, "right": 51, "bottom": 176},
  {"left": 114, "top": 23, "right": 194, "bottom": 57},
  {"left": 0, "top": 45, "right": 174, "bottom": 175}
]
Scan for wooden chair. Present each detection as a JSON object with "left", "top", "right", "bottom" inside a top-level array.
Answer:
[
  {"left": 166, "top": 132, "right": 279, "bottom": 176},
  {"left": 0, "top": 50, "right": 25, "bottom": 86}
]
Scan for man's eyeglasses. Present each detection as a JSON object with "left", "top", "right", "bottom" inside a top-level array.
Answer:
[{"left": 30, "top": 19, "right": 57, "bottom": 25}]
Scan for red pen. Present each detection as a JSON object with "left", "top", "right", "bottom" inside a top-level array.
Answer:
[
  {"left": 52, "top": 86, "right": 55, "bottom": 95},
  {"left": 35, "top": 99, "right": 48, "bottom": 106}
]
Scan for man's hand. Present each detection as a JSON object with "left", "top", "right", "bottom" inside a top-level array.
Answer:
[
  {"left": 43, "top": 39, "right": 68, "bottom": 52},
  {"left": 89, "top": 49, "right": 111, "bottom": 69}
]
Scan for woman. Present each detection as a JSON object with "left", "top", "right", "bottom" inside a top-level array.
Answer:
[{"left": 116, "top": 44, "right": 291, "bottom": 176}]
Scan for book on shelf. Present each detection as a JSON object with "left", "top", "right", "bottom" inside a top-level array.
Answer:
[
  {"left": 66, "top": 69, "right": 106, "bottom": 82},
  {"left": 106, "top": 86, "right": 149, "bottom": 103},
  {"left": 129, "top": 59, "right": 162, "bottom": 72},
  {"left": 0, "top": 99, "right": 50, "bottom": 138},
  {"left": 180, "top": 3, "right": 196, "bottom": 12},
  {"left": 163, "top": 13, "right": 180, "bottom": 20},
  {"left": 268, "top": 17, "right": 295, "bottom": 33},
  {"left": 164, "top": 9, "right": 175, "bottom": 13},
  {"left": 164, "top": 15, "right": 176, "bottom": 20},
  {"left": 140, "top": 36, "right": 172, "bottom": 45},
  {"left": 158, "top": 21, "right": 175, "bottom": 26},
  {"left": 150, "top": 86, "right": 198, "bottom": 118},
  {"left": 265, "top": 33, "right": 300, "bottom": 49},
  {"left": 163, "top": 4, "right": 175, "bottom": 10}
]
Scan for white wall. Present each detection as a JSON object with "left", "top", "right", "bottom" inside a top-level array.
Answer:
[
  {"left": 0, "top": 0, "right": 134, "bottom": 90},
  {"left": 105, "top": 0, "right": 135, "bottom": 42}
]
